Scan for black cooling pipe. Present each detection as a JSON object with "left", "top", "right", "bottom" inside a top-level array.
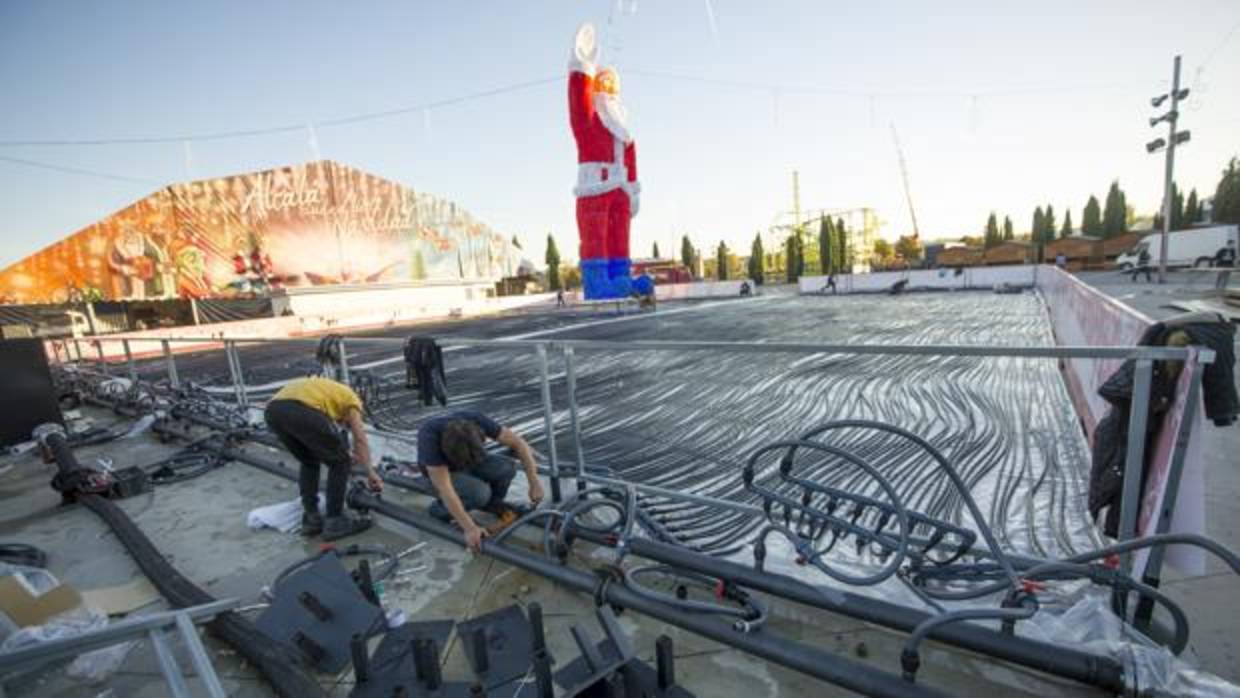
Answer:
[
  {"left": 36, "top": 424, "right": 328, "bottom": 698},
  {"left": 151, "top": 417, "right": 947, "bottom": 698},
  {"left": 157, "top": 410, "right": 1127, "bottom": 694}
]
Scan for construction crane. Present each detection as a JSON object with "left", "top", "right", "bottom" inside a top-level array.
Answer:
[{"left": 889, "top": 123, "right": 921, "bottom": 239}]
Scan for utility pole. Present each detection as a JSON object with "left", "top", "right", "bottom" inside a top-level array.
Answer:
[
  {"left": 791, "top": 170, "right": 802, "bottom": 232},
  {"left": 1147, "top": 56, "right": 1190, "bottom": 284}
]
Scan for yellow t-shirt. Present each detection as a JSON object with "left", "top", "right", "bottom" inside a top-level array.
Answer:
[{"left": 272, "top": 377, "right": 363, "bottom": 422}]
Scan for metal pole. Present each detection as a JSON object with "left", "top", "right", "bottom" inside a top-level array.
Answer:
[
  {"left": 1135, "top": 359, "right": 1204, "bottom": 628},
  {"left": 564, "top": 346, "right": 586, "bottom": 494},
  {"left": 162, "top": 340, "right": 180, "bottom": 390},
  {"left": 225, "top": 341, "right": 248, "bottom": 408},
  {"left": 122, "top": 339, "right": 137, "bottom": 383},
  {"left": 72, "top": 339, "right": 83, "bottom": 362},
  {"left": 337, "top": 337, "right": 351, "bottom": 385},
  {"left": 1157, "top": 55, "right": 1181, "bottom": 285},
  {"left": 1117, "top": 359, "right": 1154, "bottom": 593},
  {"left": 95, "top": 341, "right": 110, "bottom": 376},
  {"left": 536, "top": 344, "right": 561, "bottom": 503}
]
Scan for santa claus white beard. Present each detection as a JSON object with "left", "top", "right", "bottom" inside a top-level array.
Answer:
[{"left": 594, "top": 92, "right": 632, "bottom": 144}]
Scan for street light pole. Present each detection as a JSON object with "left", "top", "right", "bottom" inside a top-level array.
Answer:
[
  {"left": 1157, "top": 56, "right": 1182, "bottom": 284},
  {"left": 1148, "top": 56, "right": 1189, "bottom": 284}
]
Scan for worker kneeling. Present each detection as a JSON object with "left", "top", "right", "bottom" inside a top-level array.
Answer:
[
  {"left": 264, "top": 377, "right": 384, "bottom": 541},
  {"left": 418, "top": 411, "right": 544, "bottom": 553}
]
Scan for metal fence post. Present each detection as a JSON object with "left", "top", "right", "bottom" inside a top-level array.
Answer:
[
  {"left": 225, "top": 341, "right": 248, "bottom": 408},
  {"left": 564, "top": 346, "right": 586, "bottom": 494},
  {"left": 536, "top": 344, "right": 562, "bottom": 503},
  {"left": 122, "top": 339, "right": 137, "bottom": 383},
  {"left": 96, "top": 341, "right": 110, "bottom": 376},
  {"left": 1134, "top": 358, "right": 1203, "bottom": 629},
  {"left": 338, "top": 337, "right": 351, "bottom": 385},
  {"left": 72, "top": 339, "right": 83, "bottom": 362},
  {"left": 161, "top": 340, "right": 180, "bottom": 390},
  {"left": 1115, "top": 358, "right": 1153, "bottom": 613}
]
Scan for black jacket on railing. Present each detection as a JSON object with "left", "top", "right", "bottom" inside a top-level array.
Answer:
[
  {"left": 404, "top": 337, "right": 448, "bottom": 407},
  {"left": 1089, "top": 312, "right": 1237, "bottom": 537}
]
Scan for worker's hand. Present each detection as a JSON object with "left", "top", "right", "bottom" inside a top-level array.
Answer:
[
  {"left": 527, "top": 479, "right": 545, "bottom": 507},
  {"left": 464, "top": 524, "right": 489, "bottom": 554},
  {"left": 366, "top": 470, "right": 384, "bottom": 493}
]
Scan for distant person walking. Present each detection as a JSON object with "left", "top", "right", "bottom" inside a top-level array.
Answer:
[
  {"left": 556, "top": 289, "right": 566, "bottom": 308},
  {"left": 826, "top": 274, "right": 837, "bottom": 294},
  {"left": 1131, "top": 247, "right": 1153, "bottom": 283},
  {"left": 1215, "top": 240, "right": 1236, "bottom": 268}
]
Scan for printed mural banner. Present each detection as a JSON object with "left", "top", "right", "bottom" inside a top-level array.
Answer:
[{"left": 0, "top": 160, "right": 523, "bottom": 304}]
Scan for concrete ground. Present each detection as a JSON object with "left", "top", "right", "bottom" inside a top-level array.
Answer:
[
  {"left": 1074, "top": 270, "right": 1240, "bottom": 682},
  {"left": 0, "top": 405, "right": 1104, "bottom": 698}
]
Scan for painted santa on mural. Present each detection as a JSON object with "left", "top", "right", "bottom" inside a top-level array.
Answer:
[{"left": 568, "top": 23, "right": 653, "bottom": 300}]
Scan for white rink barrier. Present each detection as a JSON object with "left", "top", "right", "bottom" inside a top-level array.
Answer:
[
  {"left": 81, "top": 288, "right": 557, "bottom": 359},
  {"left": 657, "top": 280, "right": 747, "bottom": 299},
  {"left": 1035, "top": 265, "right": 1205, "bottom": 576},
  {"left": 799, "top": 266, "right": 1035, "bottom": 294}
]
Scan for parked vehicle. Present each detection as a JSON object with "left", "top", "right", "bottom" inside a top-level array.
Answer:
[{"left": 1115, "top": 225, "right": 1239, "bottom": 271}]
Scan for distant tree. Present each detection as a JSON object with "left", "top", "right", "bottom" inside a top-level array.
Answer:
[
  {"left": 1043, "top": 205, "right": 1056, "bottom": 243},
  {"left": 895, "top": 235, "right": 923, "bottom": 265},
  {"left": 1215, "top": 157, "right": 1240, "bottom": 224},
  {"left": 680, "top": 235, "right": 694, "bottom": 274},
  {"left": 511, "top": 235, "right": 522, "bottom": 249},
  {"left": 748, "top": 233, "right": 765, "bottom": 284},
  {"left": 785, "top": 233, "right": 800, "bottom": 283},
  {"left": 836, "top": 218, "right": 850, "bottom": 271},
  {"left": 561, "top": 266, "right": 582, "bottom": 289},
  {"left": 545, "top": 234, "right": 562, "bottom": 291},
  {"left": 819, "top": 216, "right": 833, "bottom": 274},
  {"left": 716, "top": 242, "right": 729, "bottom": 280},
  {"left": 1185, "top": 188, "right": 1200, "bottom": 224},
  {"left": 1103, "top": 181, "right": 1127, "bottom": 238},
  {"left": 1002, "top": 216, "right": 1014, "bottom": 241},
  {"left": 1032, "top": 206, "right": 1045, "bottom": 243},
  {"left": 960, "top": 235, "right": 984, "bottom": 248},
  {"left": 984, "top": 212, "right": 1000, "bottom": 249},
  {"left": 1082, "top": 195, "right": 1103, "bottom": 236},
  {"left": 652, "top": 241, "right": 661, "bottom": 259},
  {"left": 872, "top": 238, "right": 893, "bottom": 268},
  {"left": 1060, "top": 209, "right": 1073, "bottom": 238}
]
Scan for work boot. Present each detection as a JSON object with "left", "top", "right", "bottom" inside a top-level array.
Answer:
[
  {"left": 300, "top": 511, "right": 323, "bottom": 537},
  {"left": 322, "top": 514, "right": 372, "bottom": 541},
  {"left": 483, "top": 507, "right": 520, "bottom": 537}
]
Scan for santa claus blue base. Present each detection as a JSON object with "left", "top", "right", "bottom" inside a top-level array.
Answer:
[{"left": 581, "top": 258, "right": 634, "bottom": 300}]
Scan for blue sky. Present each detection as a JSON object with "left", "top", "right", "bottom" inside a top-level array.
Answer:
[{"left": 2, "top": 1, "right": 1238, "bottom": 267}]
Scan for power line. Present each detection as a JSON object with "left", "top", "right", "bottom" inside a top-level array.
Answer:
[
  {"left": 627, "top": 68, "right": 1147, "bottom": 99},
  {"left": 0, "top": 76, "right": 561, "bottom": 148},
  {"left": 0, "top": 155, "right": 159, "bottom": 185}
]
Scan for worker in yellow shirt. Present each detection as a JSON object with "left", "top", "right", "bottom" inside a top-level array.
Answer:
[{"left": 264, "top": 376, "right": 384, "bottom": 540}]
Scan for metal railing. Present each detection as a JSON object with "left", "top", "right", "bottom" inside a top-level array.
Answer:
[{"left": 48, "top": 333, "right": 1212, "bottom": 586}]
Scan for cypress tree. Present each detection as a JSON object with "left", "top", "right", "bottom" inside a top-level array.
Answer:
[
  {"left": 748, "top": 233, "right": 765, "bottom": 284},
  {"left": 545, "top": 234, "right": 562, "bottom": 291}
]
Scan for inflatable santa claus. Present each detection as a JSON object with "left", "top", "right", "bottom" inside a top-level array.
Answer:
[{"left": 568, "top": 23, "right": 650, "bottom": 300}]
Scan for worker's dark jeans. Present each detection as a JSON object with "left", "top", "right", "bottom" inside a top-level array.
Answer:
[
  {"left": 264, "top": 399, "right": 351, "bottom": 517},
  {"left": 428, "top": 454, "right": 517, "bottom": 522}
]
